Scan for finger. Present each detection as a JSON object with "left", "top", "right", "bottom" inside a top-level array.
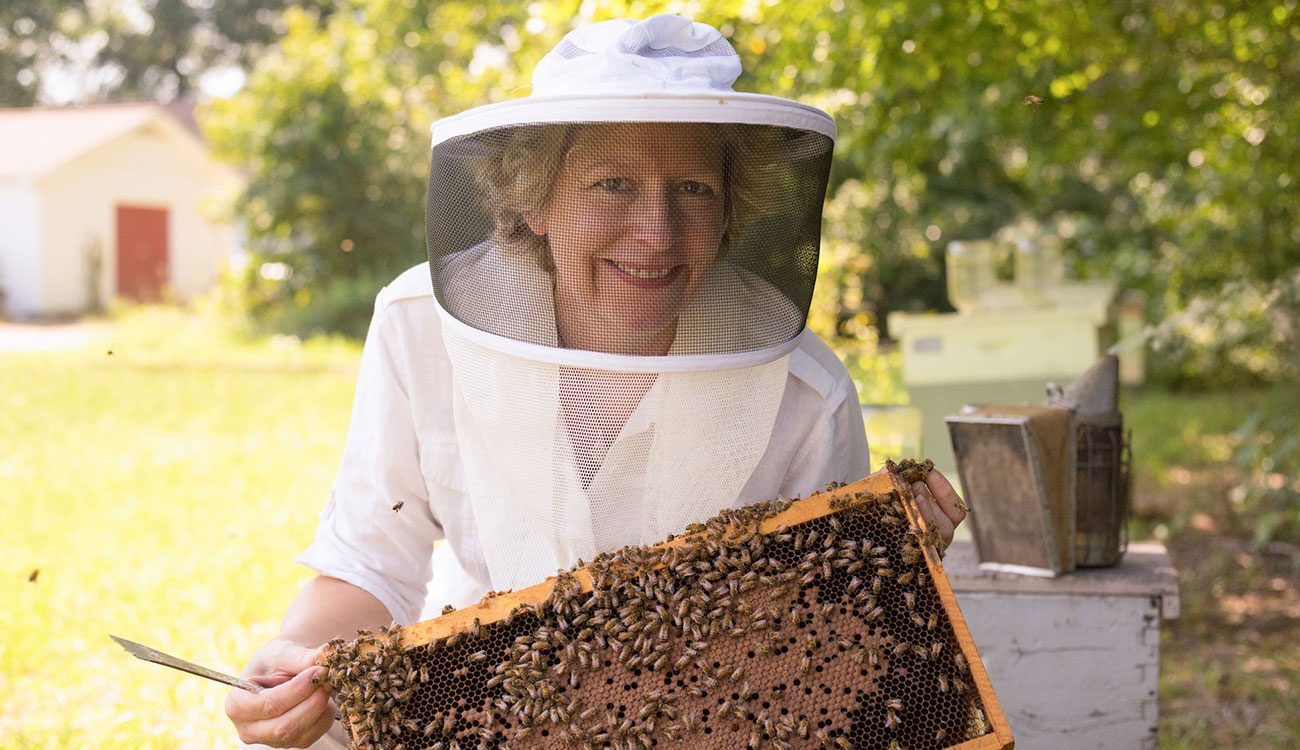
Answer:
[
  {"left": 229, "top": 664, "right": 327, "bottom": 724},
  {"left": 912, "top": 481, "right": 956, "bottom": 550},
  {"left": 925, "top": 470, "right": 967, "bottom": 527},
  {"left": 910, "top": 482, "right": 936, "bottom": 526},
  {"left": 237, "top": 671, "right": 333, "bottom": 747}
]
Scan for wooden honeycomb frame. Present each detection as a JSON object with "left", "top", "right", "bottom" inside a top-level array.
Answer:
[{"left": 323, "top": 463, "right": 1014, "bottom": 750}]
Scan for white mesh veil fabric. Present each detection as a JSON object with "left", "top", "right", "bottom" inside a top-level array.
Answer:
[
  {"left": 442, "top": 322, "right": 790, "bottom": 590},
  {"left": 423, "top": 15, "right": 837, "bottom": 591}
]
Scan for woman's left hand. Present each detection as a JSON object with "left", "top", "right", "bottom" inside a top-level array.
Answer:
[{"left": 904, "top": 468, "right": 967, "bottom": 553}]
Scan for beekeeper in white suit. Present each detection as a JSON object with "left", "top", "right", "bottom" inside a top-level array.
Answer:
[{"left": 227, "top": 14, "right": 966, "bottom": 748}]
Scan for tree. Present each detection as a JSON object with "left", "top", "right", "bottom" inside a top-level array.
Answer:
[
  {"left": 205, "top": 0, "right": 1300, "bottom": 387},
  {"left": 0, "top": 0, "right": 330, "bottom": 106},
  {"left": 0, "top": 1, "right": 89, "bottom": 106}
]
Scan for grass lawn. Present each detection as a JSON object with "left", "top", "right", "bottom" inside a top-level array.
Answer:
[
  {"left": 1, "top": 306, "right": 1295, "bottom": 748},
  {"left": 0, "top": 308, "right": 362, "bottom": 749}
]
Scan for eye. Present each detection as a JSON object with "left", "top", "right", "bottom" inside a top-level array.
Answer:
[
  {"left": 595, "top": 177, "right": 626, "bottom": 191},
  {"left": 680, "top": 180, "right": 715, "bottom": 196}
]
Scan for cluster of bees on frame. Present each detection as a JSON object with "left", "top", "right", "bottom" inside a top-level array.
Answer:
[{"left": 321, "top": 459, "right": 991, "bottom": 750}]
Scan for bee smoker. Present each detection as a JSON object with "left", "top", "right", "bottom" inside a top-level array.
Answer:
[
  {"left": 1073, "top": 418, "right": 1131, "bottom": 567},
  {"left": 1050, "top": 355, "right": 1131, "bottom": 568}
]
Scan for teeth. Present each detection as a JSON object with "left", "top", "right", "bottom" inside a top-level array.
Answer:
[{"left": 612, "top": 261, "right": 672, "bottom": 280}]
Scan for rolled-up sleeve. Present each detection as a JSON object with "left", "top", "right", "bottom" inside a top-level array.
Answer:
[
  {"left": 781, "top": 330, "right": 871, "bottom": 495},
  {"left": 296, "top": 291, "right": 442, "bottom": 625}
]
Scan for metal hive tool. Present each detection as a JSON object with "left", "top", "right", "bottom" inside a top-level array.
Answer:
[{"left": 321, "top": 459, "right": 1014, "bottom": 750}]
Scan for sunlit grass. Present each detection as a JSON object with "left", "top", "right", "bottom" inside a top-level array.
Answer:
[
  {"left": 0, "top": 306, "right": 361, "bottom": 749},
  {"left": 1124, "top": 386, "right": 1293, "bottom": 487}
]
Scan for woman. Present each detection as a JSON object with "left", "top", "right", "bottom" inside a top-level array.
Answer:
[{"left": 227, "top": 15, "right": 965, "bottom": 748}]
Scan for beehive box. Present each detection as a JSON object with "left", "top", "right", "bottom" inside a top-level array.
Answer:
[{"left": 321, "top": 460, "right": 1013, "bottom": 750}]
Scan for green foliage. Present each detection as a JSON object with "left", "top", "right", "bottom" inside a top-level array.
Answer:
[
  {"left": 203, "top": 0, "right": 1300, "bottom": 369},
  {"left": 0, "top": 1, "right": 328, "bottom": 105},
  {"left": 1145, "top": 268, "right": 1300, "bottom": 389},
  {"left": 0, "top": 0, "right": 88, "bottom": 106}
]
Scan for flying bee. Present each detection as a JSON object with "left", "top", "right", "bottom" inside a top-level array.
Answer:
[
  {"left": 1025, "top": 94, "right": 1043, "bottom": 110},
  {"left": 391, "top": 500, "right": 404, "bottom": 512}
]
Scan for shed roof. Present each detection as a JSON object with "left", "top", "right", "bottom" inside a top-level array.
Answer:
[{"left": 0, "top": 102, "right": 202, "bottom": 180}]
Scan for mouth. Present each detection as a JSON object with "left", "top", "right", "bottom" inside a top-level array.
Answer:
[
  {"left": 606, "top": 259, "right": 684, "bottom": 287},
  {"left": 610, "top": 260, "right": 675, "bottom": 279}
]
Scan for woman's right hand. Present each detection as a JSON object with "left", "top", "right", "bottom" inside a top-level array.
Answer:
[{"left": 225, "top": 637, "right": 335, "bottom": 748}]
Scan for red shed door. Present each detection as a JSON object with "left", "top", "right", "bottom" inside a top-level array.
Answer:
[{"left": 116, "top": 205, "right": 169, "bottom": 301}]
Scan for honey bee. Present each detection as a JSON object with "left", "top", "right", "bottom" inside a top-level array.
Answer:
[
  {"left": 391, "top": 500, "right": 404, "bottom": 512},
  {"left": 1025, "top": 94, "right": 1043, "bottom": 110}
]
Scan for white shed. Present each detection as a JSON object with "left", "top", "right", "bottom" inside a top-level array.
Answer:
[{"left": 0, "top": 103, "right": 244, "bottom": 319}]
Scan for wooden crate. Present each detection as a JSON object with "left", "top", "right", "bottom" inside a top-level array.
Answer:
[{"left": 945, "top": 540, "right": 1179, "bottom": 749}]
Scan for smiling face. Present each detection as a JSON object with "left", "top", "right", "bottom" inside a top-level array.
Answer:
[{"left": 527, "top": 123, "right": 727, "bottom": 356}]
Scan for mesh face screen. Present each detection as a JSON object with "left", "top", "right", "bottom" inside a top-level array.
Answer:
[
  {"left": 426, "top": 122, "right": 831, "bottom": 357},
  {"left": 323, "top": 462, "right": 1012, "bottom": 750}
]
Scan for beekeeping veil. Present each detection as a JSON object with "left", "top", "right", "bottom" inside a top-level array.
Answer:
[{"left": 426, "top": 14, "right": 835, "bottom": 591}]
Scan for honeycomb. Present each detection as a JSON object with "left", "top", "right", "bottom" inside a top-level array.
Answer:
[{"left": 321, "top": 460, "right": 1013, "bottom": 750}]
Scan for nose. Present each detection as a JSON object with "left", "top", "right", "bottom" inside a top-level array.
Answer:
[{"left": 627, "top": 188, "right": 679, "bottom": 251}]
